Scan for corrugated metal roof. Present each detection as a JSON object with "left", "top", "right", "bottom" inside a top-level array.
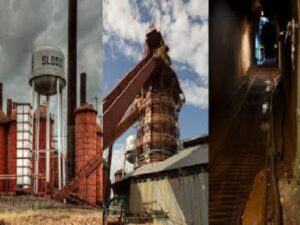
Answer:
[{"left": 128, "top": 143, "right": 208, "bottom": 177}]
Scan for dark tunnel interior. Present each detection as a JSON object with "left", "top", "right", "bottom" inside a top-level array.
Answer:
[
  {"left": 209, "top": 0, "right": 299, "bottom": 223},
  {"left": 209, "top": 0, "right": 295, "bottom": 162}
]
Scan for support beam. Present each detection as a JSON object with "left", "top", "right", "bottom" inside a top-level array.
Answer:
[
  {"left": 35, "top": 94, "right": 40, "bottom": 194},
  {"left": 105, "top": 145, "right": 113, "bottom": 203},
  {"left": 57, "top": 79, "right": 62, "bottom": 190},
  {"left": 103, "top": 55, "right": 158, "bottom": 149}
]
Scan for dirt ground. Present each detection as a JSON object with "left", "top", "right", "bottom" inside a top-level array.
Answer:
[{"left": 0, "top": 196, "right": 102, "bottom": 225}]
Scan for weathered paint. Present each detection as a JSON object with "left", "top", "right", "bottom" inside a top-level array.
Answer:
[
  {"left": 29, "top": 45, "right": 66, "bottom": 96},
  {"left": 129, "top": 172, "right": 208, "bottom": 225},
  {"left": 32, "top": 105, "right": 55, "bottom": 194},
  {"left": 8, "top": 109, "right": 17, "bottom": 192},
  {"left": 75, "top": 103, "right": 97, "bottom": 205},
  {"left": 0, "top": 112, "right": 7, "bottom": 192}
]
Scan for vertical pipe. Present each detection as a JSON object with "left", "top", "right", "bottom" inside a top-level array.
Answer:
[
  {"left": 67, "top": 0, "right": 77, "bottom": 180},
  {"left": 0, "top": 83, "right": 2, "bottom": 110},
  {"left": 80, "top": 73, "right": 86, "bottom": 104},
  {"left": 57, "top": 79, "right": 62, "bottom": 190},
  {"left": 46, "top": 96, "right": 50, "bottom": 183},
  {"left": 35, "top": 94, "right": 40, "bottom": 194},
  {"left": 6, "top": 99, "right": 12, "bottom": 117},
  {"left": 61, "top": 93, "right": 66, "bottom": 187},
  {"left": 105, "top": 145, "right": 113, "bottom": 202},
  {"left": 31, "top": 84, "right": 35, "bottom": 191}
]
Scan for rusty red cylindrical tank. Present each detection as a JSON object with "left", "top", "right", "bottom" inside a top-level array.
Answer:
[
  {"left": 7, "top": 108, "right": 17, "bottom": 192},
  {"left": 33, "top": 105, "right": 54, "bottom": 194},
  {"left": 96, "top": 123, "right": 103, "bottom": 204},
  {"left": 0, "top": 110, "right": 7, "bottom": 193},
  {"left": 75, "top": 103, "right": 97, "bottom": 205}
]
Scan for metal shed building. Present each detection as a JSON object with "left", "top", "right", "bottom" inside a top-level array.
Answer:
[{"left": 113, "top": 136, "right": 208, "bottom": 225}]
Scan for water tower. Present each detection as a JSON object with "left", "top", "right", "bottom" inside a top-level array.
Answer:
[
  {"left": 29, "top": 45, "right": 66, "bottom": 193},
  {"left": 125, "top": 135, "right": 137, "bottom": 164}
]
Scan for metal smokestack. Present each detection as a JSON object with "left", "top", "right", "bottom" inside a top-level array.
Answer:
[
  {"left": 67, "top": 0, "right": 77, "bottom": 180},
  {"left": 80, "top": 73, "right": 86, "bottom": 104},
  {"left": 0, "top": 83, "right": 2, "bottom": 110},
  {"left": 6, "top": 99, "right": 12, "bottom": 117}
]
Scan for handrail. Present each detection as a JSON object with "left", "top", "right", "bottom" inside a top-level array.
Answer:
[{"left": 269, "top": 79, "right": 283, "bottom": 225}]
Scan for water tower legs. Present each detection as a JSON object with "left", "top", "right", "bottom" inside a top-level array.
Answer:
[
  {"left": 34, "top": 93, "right": 40, "bottom": 194},
  {"left": 46, "top": 96, "right": 50, "bottom": 183},
  {"left": 57, "top": 79, "right": 62, "bottom": 190}
]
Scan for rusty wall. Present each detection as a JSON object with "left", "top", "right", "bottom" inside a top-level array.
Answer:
[
  {"left": 75, "top": 103, "right": 97, "bottom": 205},
  {"left": 0, "top": 114, "right": 7, "bottom": 192},
  {"left": 7, "top": 109, "right": 16, "bottom": 192}
]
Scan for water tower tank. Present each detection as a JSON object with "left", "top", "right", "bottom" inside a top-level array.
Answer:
[
  {"left": 125, "top": 135, "right": 137, "bottom": 164},
  {"left": 29, "top": 45, "right": 66, "bottom": 96}
]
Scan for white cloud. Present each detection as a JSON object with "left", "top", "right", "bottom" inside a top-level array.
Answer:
[
  {"left": 180, "top": 79, "right": 208, "bottom": 109},
  {"left": 104, "top": 0, "right": 208, "bottom": 109}
]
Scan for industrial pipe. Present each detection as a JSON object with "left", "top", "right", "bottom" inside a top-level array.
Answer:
[
  {"left": 35, "top": 94, "right": 40, "bottom": 194},
  {"left": 6, "top": 99, "right": 12, "bottom": 117},
  {"left": 67, "top": 0, "right": 77, "bottom": 180},
  {"left": 57, "top": 79, "right": 62, "bottom": 190},
  {"left": 105, "top": 145, "right": 113, "bottom": 203},
  {"left": 62, "top": 93, "right": 66, "bottom": 188},
  {"left": 0, "top": 83, "right": 2, "bottom": 110},
  {"left": 46, "top": 96, "right": 50, "bottom": 183},
  {"left": 31, "top": 83, "right": 35, "bottom": 193},
  {"left": 80, "top": 73, "right": 86, "bottom": 104}
]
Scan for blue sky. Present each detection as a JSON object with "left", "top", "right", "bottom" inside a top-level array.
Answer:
[{"left": 103, "top": 0, "right": 208, "bottom": 176}]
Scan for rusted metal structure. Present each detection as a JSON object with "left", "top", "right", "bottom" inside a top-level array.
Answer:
[
  {"left": 0, "top": 100, "right": 59, "bottom": 196},
  {"left": 135, "top": 63, "right": 183, "bottom": 166},
  {"left": 0, "top": 83, "right": 7, "bottom": 193},
  {"left": 103, "top": 54, "right": 157, "bottom": 149},
  {"left": 7, "top": 107, "right": 17, "bottom": 193},
  {"left": 52, "top": 73, "right": 103, "bottom": 205},
  {"left": 103, "top": 26, "right": 184, "bottom": 168},
  {"left": 75, "top": 103, "right": 97, "bottom": 205},
  {"left": 96, "top": 123, "right": 103, "bottom": 204},
  {"left": 32, "top": 104, "right": 56, "bottom": 195},
  {"left": 52, "top": 149, "right": 103, "bottom": 202},
  {"left": 54, "top": 15, "right": 179, "bottom": 214},
  {"left": 103, "top": 27, "right": 190, "bottom": 225}
]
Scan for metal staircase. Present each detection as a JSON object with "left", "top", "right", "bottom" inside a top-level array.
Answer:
[{"left": 53, "top": 151, "right": 103, "bottom": 201}]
